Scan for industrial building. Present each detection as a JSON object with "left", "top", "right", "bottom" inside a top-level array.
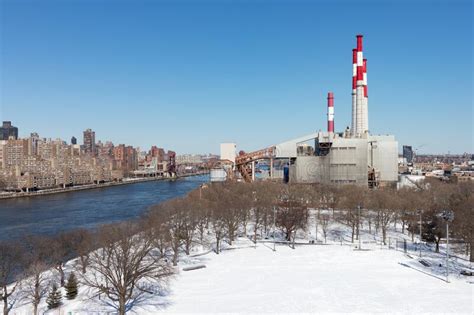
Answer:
[{"left": 224, "top": 35, "right": 398, "bottom": 188}]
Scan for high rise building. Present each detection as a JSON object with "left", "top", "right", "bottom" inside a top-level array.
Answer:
[
  {"left": 71, "top": 136, "right": 77, "bottom": 145},
  {"left": 113, "top": 144, "right": 138, "bottom": 175},
  {"left": 28, "top": 132, "right": 40, "bottom": 156},
  {"left": 403, "top": 145, "right": 414, "bottom": 164},
  {"left": 83, "top": 129, "right": 96, "bottom": 155},
  {"left": 0, "top": 121, "right": 18, "bottom": 140}
]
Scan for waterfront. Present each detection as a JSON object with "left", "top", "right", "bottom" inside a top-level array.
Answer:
[{"left": 0, "top": 175, "right": 208, "bottom": 240}]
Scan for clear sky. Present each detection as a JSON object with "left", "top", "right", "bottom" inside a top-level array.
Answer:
[{"left": 1, "top": 0, "right": 472, "bottom": 155}]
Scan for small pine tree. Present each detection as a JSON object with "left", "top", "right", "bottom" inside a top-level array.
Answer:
[
  {"left": 46, "top": 282, "right": 62, "bottom": 309},
  {"left": 65, "top": 272, "right": 78, "bottom": 300}
]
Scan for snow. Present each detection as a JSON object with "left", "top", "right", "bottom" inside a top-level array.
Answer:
[
  {"left": 152, "top": 242, "right": 472, "bottom": 314},
  {"left": 9, "top": 220, "right": 474, "bottom": 314}
]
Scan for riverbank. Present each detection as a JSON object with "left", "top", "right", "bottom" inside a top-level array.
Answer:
[{"left": 0, "top": 171, "right": 209, "bottom": 200}]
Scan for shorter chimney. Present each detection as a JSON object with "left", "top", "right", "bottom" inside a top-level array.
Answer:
[{"left": 327, "top": 92, "right": 334, "bottom": 133}]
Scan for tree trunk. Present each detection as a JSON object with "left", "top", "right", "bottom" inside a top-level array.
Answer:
[
  {"left": 3, "top": 296, "right": 10, "bottom": 315},
  {"left": 57, "top": 264, "right": 65, "bottom": 286},
  {"left": 80, "top": 255, "right": 88, "bottom": 274},
  {"left": 351, "top": 223, "right": 355, "bottom": 243},
  {"left": 382, "top": 228, "right": 387, "bottom": 245},
  {"left": 470, "top": 239, "right": 474, "bottom": 262},
  {"left": 435, "top": 239, "right": 440, "bottom": 253},
  {"left": 119, "top": 296, "right": 126, "bottom": 315},
  {"left": 356, "top": 220, "right": 359, "bottom": 240},
  {"left": 172, "top": 245, "right": 178, "bottom": 266},
  {"left": 34, "top": 275, "right": 40, "bottom": 315},
  {"left": 215, "top": 236, "right": 220, "bottom": 254}
]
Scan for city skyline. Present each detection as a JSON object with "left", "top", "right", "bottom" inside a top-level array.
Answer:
[{"left": 1, "top": 1, "right": 472, "bottom": 154}]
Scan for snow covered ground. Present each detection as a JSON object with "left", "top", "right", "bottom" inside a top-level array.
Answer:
[
  {"left": 9, "top": 219, "right": 474, "bottom": 314},
  {"left": 155, "top": 242, "right": 472, "bottom": 314}
]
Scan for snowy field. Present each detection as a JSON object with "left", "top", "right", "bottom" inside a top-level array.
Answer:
[
  {"left": 9, "top": 219, "right": 474, "bottom": 314},
  {"left": 150, "top": 241, "right": 473, "bottom": 314}
]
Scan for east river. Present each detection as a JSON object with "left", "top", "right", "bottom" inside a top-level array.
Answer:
[{"left": 0, "top": 175, "right": 208, "bottom": 240}]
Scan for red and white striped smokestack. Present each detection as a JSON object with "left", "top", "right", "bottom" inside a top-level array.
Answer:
[
  {"left": 327, "top": 92, "right": 334, "bottom": 133},
  {"left": 352, "top": 49, "right": 357, "bottom": 90},
  {"left": 351, "top": 49, "right": 357, "bottom": 135},
  {"left": 356, "top": 34, "right": 363, "bottom": 51},
  {"left": 363, "top": 58, "right": 368, "bottom": 97}
]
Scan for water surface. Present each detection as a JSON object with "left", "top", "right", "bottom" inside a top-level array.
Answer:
[{"left": 0, "top": 175, "right": 208, "bottom": 240}]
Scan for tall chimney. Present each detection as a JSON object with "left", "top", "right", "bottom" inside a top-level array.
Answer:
[
  {"left": 327, "top": 92, "right": 334, "bottom": 133},
  {"left": 356, "top": 34, "right": 363, "bottom": 51},
  {"left": 351, "top": 49, "right": 357, "bottom": 135},
  {"left": 354, "top": 34, "right": 368, "bottom": 135},
  {"left": 363, "top": 58, "right": 368, "bottom": 97}
]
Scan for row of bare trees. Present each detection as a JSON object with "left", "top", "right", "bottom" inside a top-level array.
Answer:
[
  {"left": 1, "top": 179, "right": 472, "bottom": 314},
  {"left": 147, "top": 179, "right": 472, "bottom": 257},
  {"left": 0, "top": 223, "right": 173, "bottom": 315}
]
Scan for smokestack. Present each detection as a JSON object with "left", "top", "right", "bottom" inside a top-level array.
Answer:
[
  {"left": 351, "top": 49, "right": 357, "bottom": 135},
  {"left": 356, "top": 34, "right": 363, "bottom": 51},
  {"left": 327, "top": 92, "right": 334, "bottom": 133},
  {"left": 354, "top": 34, "right": 368, "bottom": 135},
  {"left": 363, "top": 59, "right": 368, "bottom": 97}
]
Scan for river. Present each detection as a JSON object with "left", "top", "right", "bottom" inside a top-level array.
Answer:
[{"left": 0, "top": 175, "right": 208, "bottom": 240}]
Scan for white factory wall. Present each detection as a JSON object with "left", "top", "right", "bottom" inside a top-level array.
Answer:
[
  {"left": 220, "top": 143, "right": 236, "bottom": 163},
  {"left": 369, "top": 135, "right": 398, "bottom": 182},
  {"left": 329, "top": 138, "right": 369, "bottom": 185},
  {"left": 275, "top": 133, "right": 319, "bottom": 158}
]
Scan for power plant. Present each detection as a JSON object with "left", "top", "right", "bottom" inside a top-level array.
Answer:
[{"left": 218, "top": 35, "right": 398, "bottom": 188}]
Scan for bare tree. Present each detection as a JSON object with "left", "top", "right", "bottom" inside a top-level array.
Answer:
[
  {"left": 368, "top": 189, "right": 395, "bottom": 245},
  {"left": 275, "top": 184, "right": 308, "bottom": 245},
  {"left": 19, "top": 236, "right": 55, "bottom": 315},
  {"left": 336, "top": 185, "right": 366, "bottom": 243},
  {"left": 163, "top": 200, "right": 184, "bottom": 266},
  {"left": 0, "top": 241, "right": 24, "bottom": 315},
  {"left": 82, "top": 223, "right": 174, "bottom": 315},
  {"left": 189, "top": 193, "right": 210, "bottom": 246},
  {"left": 72, "top": 229, "right": 94, "bottom": 274},
  {"left": 145, "top": 214, "right": 171, "bottom": 259},
  {"left": 320, "top": 213, "right": 331, "bottom": 243},
  {"left": 46, "top": 233, "right": 78, "bottom": 287},
  {"left": 22, "top": 261, "right": 50, "bottom": 315},
  {"left": 179, "top": 200, "right": 198, "bottom": 255},
  {"left": 210, "top": 203, "right": 227, "bottom": 254}
]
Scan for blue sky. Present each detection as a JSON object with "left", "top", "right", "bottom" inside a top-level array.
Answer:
[{"left": 1, "top": 0, "right": 472, "bottom": 154}]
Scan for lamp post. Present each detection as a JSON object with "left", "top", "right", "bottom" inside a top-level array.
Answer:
[
  {"left": 416, "top": 209, "right": 423, "bottom": 257},
  {"left": 273, "top": 206, "right": 276, "bottom": 252},
  {"left": 441, "top": 209, "right": 454, "bottom": 283},
  {"left": 315, "top": 209, "right": 318, "bottom": 242},
  {"left": 358, "top": 205, "right": 362, "bottom": 250}
]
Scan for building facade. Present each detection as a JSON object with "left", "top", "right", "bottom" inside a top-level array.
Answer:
[
  {"left": 0, "top": 121, "right": 18, "bottom": 140},
  {"left": 83, "top": 129, "right": 96, "bottom": 155}
]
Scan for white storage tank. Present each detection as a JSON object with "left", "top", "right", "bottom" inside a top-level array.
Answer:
[{"left": 210, "top": 168, "right": 227, "bottom": 182}]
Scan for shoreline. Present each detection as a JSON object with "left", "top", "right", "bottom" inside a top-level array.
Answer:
[{"left": 0, "top": 171, "right": 209, "bottom": 200}]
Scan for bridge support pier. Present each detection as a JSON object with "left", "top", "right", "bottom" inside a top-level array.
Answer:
[
  {"left": 270, "top": 158, "right": 273, "bottom": 179},
  {"left": 251, "top": 161, "right": 255, "bottom": 181}
]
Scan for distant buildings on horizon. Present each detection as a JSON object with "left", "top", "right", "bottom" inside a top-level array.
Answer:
[{"left": 0, "top": 121, "right": 177, "bottom": 192}]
